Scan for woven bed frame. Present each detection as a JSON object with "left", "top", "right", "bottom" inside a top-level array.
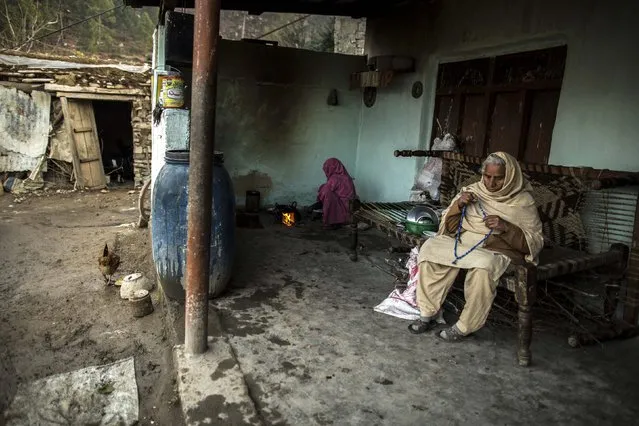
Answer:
[{"left": 349, "top": 152, "right": 630, "bottom": 367}]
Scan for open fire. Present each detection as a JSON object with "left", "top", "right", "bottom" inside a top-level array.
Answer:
[{"left": 282, "top": 212, "right": 296, "bottom": 227}]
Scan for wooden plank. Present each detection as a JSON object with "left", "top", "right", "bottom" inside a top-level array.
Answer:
[
  {"left": 486, "top": 92, "right": 524, "bottom": 158},
  {"left": 433, "top": 95, "right": 458, "bottom": 136},
  {"left": 60, "top": 97, "right": 84, "bottom": 188},
  {"left": 0, "top": 81, "right": 44, "bottom": 92},
  {"left": 479, "top": 58, "right": 496, "bottom": 158},
  {"left": 21, "top": 78, "right": 55, "bottom": 83},
  {"left": 78, "top": 103, "right": 98, "bottom": 186},
  {"left": 56, "top": 92, "right": 138, "bottom": 101},
  {"left": 45, "top": 83, "right": 144, "bottom": 96},
  {"left": 437, "top": 80, "right": 563, "bottom": 96},
  {"left": 0, "top": 71, "right": 23, "bottom": 77},
  {"left": 429, "top": 94, "right": 442, "bottom": 145},
  {"left": 459, "top": 94, "right": 486, "bottom": 157},
  {"left": 523, "top": 90, "right": 560, "bottom": 164},
  {"left": 73, "top": 101, "right": 97, "bottom": 186},
  {"left": 517, "top": 89, "right": 531, "bottom": 161},
  {"left": 454, "top": 93, "right": 464, "bottom": 136},
  {"left": 64, "top": 99, "right": 107, "bottom": 189},
  {"left": 84, "top": 100, "right": 108, "bottom": 189}
]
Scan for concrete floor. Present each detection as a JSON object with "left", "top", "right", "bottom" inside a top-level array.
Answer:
[{"left": 169, "top": 216, "right": 639, "bottom": 426}]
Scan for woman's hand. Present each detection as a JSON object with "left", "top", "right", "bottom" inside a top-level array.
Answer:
[
  {"left": 484, "top": 215, "right": 509, "bottom": 232},
  {"left": 457, "top": 192, "right": 476, "bottom": 208}
]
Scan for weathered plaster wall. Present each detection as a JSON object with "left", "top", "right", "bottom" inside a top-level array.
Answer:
[
  {"left": 152, "top": 40, "right": 365, "bottom": 206},
  {"left": 355, "top": 6, "right": 429, "bottom": 202},
  {"left": 151, "top": 108, "right": 190, "bottom": 186},
  {"left": 0, "top": 86, "right": 51, "bottom": 172},
  {"left": 362, "top": 0, "right": 639, "bottom": 200},
  {"left": 355, "top": 73, "right": 425, "bottom": 202},
  {"left": 215, "top": 40, "right": 365, "bottom": 206}
]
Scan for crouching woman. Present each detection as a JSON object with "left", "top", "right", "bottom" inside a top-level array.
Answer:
[{"left": 317, "top": 158, "right": 356, "bottom": 230}]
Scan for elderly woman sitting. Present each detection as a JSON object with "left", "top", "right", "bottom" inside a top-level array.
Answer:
[{"left": 408, "top": 151, "right": 543, "bottom": 341}]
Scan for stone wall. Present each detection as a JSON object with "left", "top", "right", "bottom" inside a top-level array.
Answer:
[
  {"left": 0, "top": 59, "right": 152, "bottom": 187},
  {"left": 131, "top": 96, "right": 152, "bottom": 186}
]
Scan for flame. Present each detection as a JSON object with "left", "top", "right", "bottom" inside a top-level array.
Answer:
[{"left": 282, "top": 212, "right": 295, "bottom": 227}]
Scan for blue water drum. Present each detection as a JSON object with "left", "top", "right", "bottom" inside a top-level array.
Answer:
[{"left": 151, "top": 150, "right": 236, "bottom": 300}]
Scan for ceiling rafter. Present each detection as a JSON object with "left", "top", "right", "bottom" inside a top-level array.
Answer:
[{"left": 125, "top": 0, "right": 424, "bottom": 19}]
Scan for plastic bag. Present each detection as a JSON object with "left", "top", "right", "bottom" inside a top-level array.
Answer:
[
  {"left": 373, "top": 247, "right": 446, "bottom": 323},
  {"left": 412, "top": 133, "right": 457, "bottom": 201}
]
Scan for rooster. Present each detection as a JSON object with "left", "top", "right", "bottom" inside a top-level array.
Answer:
[{"left": 98, "top": 243, "right": 121, "bottom": 285}]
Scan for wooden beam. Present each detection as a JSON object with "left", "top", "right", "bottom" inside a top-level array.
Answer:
[
  {"left": 55, "top": 92, "right": 138, "bottom": 101},
  {"left": 436, "top": 79, "right": 563, "bottom": 97},
  {"left": 479, "top": 57, "right": 496, "bottom": 158},
  {"left": 21, "top": 78, "right": 55, "bottom": 83},
  {"left": 45, "top": 83, "right": 145, "bottom": 96},
  {"left": 0, "top": 71, "right": 23, "bottom": 77},
  {"left": 517, "top": 89, "right": 532, "bottom": 159},
  {"left": 0, "top": 81, "right": 44, "bottom": 92},
  {"left": 127, "top": 0, "right": 405, "bottom": 17}
]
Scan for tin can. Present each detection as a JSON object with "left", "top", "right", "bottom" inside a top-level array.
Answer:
[{"left": 157, "top": 72, "right": 185, "bottom": 108}]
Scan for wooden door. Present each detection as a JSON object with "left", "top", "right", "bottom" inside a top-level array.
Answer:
[
  {"left": 61, "top": 97, "right": 107, "bottom": 189},
  {"left": 486, "top": 91, "right": 525, "bottom": 158},
  {"left": 430, "top": 46, "right": 566, "bottom": 163}
]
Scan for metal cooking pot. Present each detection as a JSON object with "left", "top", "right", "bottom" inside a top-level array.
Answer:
[{"left": 405, "top": 205, "right": 440, "bottom": 227}]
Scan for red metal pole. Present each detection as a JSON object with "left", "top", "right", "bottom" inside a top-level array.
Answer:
[{"left": 185, "top": 0, "right": 221, "bottom": 354}]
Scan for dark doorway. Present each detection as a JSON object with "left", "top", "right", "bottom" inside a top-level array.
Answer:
[{"left": 93, "top": 100, "right": 134, "bottom": 183}]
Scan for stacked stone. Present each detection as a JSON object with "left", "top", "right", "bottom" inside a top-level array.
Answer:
[{"left": 131, "top": 95, "right": 152, "bottom": 187}]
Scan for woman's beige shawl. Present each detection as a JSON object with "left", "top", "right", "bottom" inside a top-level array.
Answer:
[{"left": 418, "top": 151, "right": 544, "bottom": 281}]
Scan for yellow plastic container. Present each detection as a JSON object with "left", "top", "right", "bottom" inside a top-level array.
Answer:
[{"left": 158, "top": 72, "right": 184, "bottom": 108}]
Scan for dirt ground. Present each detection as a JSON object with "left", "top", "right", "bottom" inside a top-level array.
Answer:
[{"left": 0, "top": 187, "right": 183, "bottom": 425}]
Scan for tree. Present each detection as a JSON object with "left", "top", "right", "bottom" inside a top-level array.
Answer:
[
  {"left": 0, "top": 0, "right": 157, "bottom": 59},
  {"left": 0, "top": 0, "right": 60, "bottom": 51}
]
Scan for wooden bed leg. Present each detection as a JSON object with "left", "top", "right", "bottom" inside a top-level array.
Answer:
[
  {"left": 517, "top": 304, "right": 533, "bottom": 367},
  {"left": 606, "top": 243, "right": 630, "bottom": 320},
  {"left": 514, "top": 265, "right": 536, "bottom": 367},
  {"left": 349, "top": 199, "right": 359, "bottom": 262}
]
